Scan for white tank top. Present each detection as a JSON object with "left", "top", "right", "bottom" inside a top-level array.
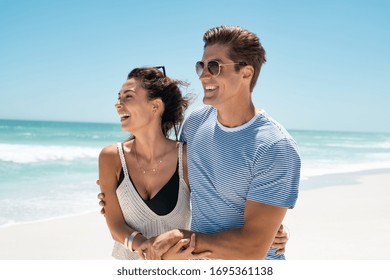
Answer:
[{"left": 112, "top": 142, "right": 191, "bottom": 259}]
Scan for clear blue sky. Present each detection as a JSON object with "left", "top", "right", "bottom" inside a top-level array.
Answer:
[{"left": 1, "top": 0, "right": 389, "bottom": 133}]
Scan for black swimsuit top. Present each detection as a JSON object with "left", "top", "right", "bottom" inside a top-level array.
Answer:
[{"left": 117, "top": 165, "right": 179, "bottom": 216}]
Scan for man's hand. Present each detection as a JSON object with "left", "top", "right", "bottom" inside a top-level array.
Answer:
[
  {"left": 271, "top": 224, "right": 289, "bottom": 255},
  {"left": 138, "top": 229, "right": 184, "bottom": 260},
  {"left": 96, "top": 180, "right": 106, "bottom": 216},
  {"left": 162, "top": 234, "right": 211, "bottom": 260},
  {"left": 161, "top": 234, "right": 195, "bottom": 260}
]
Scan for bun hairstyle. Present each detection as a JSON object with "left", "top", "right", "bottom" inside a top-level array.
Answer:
[{"left": 127, "top": 67, "right": 189, "bottom": 140}]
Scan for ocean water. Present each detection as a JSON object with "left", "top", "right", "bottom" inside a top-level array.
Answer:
[
  {"left": 0, "top": 119, "right": 129, "bottom": 227},
  {"left": 292, "top": 129, "right": 390, "bottom": 178},
  {"left": 1, "top": 119, "right": 390, "bottom": 227}
]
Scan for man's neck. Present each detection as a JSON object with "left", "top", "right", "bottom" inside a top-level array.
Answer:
[{"left": 216, "top": 102, "right": 257, "bottom": 128}]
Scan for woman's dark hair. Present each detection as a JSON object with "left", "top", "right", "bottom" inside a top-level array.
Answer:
[{"left": 127, "top": 67, "right": 189, "bottom": 140}]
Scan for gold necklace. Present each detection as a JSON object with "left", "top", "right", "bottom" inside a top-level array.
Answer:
[{"left": 133, "top": 140, "right": 164, "bottom": 174}]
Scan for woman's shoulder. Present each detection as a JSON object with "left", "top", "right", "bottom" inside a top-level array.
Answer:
[
  {"left": 100, "top": 143, "right": 118, "bottom": 153},
  {"left": 99, "top": 143, "right": 120, "bottom": 161}
]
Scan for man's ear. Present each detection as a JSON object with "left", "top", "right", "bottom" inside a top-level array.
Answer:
[{"left": 242, "top": 65, "right": 254, "bottom": 80}]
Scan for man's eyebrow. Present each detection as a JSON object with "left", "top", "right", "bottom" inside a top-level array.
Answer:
[{"left": 204, "top": 58, "right": 222, "bottom": 62}]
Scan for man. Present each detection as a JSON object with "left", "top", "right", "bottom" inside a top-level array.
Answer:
[{"left": 100, "top": 26, "right": 299, "bottom": 259}]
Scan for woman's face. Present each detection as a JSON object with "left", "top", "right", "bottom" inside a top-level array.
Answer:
[{"left": 115, "top": 78, "right": 156, "bottom": 132}]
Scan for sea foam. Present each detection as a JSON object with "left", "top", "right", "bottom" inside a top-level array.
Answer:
[{"left": 0, "top": 143, "right": 100, "bottom": 163}]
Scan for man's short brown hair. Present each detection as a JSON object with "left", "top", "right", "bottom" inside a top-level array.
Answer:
[{"left": 203, "top": 26, "right": 266, "bottom": 92}]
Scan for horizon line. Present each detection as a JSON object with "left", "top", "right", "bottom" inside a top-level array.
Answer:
[{"left": 1, "top": 117, "right": 389, "bottom": 135}]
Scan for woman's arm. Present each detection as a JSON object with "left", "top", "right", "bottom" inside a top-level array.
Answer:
[{"left": 98, "top": 144, "right": 146, "bottom": 252}]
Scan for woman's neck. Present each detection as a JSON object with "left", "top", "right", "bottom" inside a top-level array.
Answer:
[{"left": 132, "top": 132, "right": 172, "bottom": 163}]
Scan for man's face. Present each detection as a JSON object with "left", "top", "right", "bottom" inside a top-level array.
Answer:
[{"left": 199, "top": 44, "right": 245, "bottom": 109}]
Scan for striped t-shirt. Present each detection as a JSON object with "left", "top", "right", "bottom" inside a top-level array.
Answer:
[{"left": 180, "top": 105, "right": 300, "bottom": 260}]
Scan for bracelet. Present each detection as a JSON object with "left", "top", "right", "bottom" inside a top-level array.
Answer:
[
  {"left": 127, "top": 231, "right": 141, "bottom": 252},
  {"left": 123, "top": 236, "right": 129, "bottom": 248}
]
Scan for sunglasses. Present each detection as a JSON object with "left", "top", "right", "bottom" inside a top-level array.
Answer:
[
  {"left": 154, "top": 65, "right": 166, "bottom": 77},
  {"left": 196, "top": 60, "right": 247, "bottom": 77}
]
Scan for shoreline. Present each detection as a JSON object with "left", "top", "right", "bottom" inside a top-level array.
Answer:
[
  {"left": 0, "top": 210, "right": 99, "bottom": 229},
  {"left": 2, "top": 168, "right": 388, "bottom": 229},
  {"left": 0, "top": 168, "right": 389, "bottom": 260},
  {"left": 300, "top": 167, "right": 390, "bottom": 190}
]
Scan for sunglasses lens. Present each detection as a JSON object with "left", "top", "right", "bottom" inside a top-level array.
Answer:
[
  {"left": 196, "top": 61, "right": 204, "bottom": 77},
  {"left": 207, "top": 61, "right": 220, "bottom": 76}
]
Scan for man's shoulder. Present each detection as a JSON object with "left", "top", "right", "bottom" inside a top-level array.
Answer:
[
  {"left": 188, "top": 105, "right": 214, "bottom": 117},
  {"left": 180, "top": 106, "right": 214, "bottom": 142},
  {"left": 255, "top": 112, "right": 298, "bottom": 148},
  {"left": 186, "top": 105, "right": 215, "bottom": 123}
]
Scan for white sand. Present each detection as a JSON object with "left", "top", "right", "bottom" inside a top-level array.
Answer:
[
  {"left": 284, "top": 170, "right": 390, "bottom": 259},
  {"left": 0, "top": 170, "right": 389, "bottom": 260},
  {"left": 0, "top": 211, "right": 113, "bottom": 259}
]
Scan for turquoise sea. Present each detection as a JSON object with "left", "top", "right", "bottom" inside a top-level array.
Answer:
[{"left": 1, "top": 119, "right": 390, "bottom": 227}]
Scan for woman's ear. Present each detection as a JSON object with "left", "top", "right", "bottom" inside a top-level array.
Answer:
[{"left": 152, "top": 98, "right": 164, "bottom": 114}]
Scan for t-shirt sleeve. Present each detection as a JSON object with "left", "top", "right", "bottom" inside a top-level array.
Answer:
[{"left": 247, "top": 138, "right": 301, "bottom": 209}]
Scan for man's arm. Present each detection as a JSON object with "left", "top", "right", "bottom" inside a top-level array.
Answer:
[
  {"left": 185, "top": 200, "right": 287, "bottom": 259},
  {"left": 142, "top": 138, "right": 300, "bottom": 259},
  {"left": 96, "top": 191, "right": 290, "bottom": 256},
  {"left": 187, "top": 139, "right": 299, "bottom": 259},
  {"left": 140, "top": 201, "right": 287, "bottom": 260}
]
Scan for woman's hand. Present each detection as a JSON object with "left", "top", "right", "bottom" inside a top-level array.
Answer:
[
  {"left": 162, "top": 234, "right": 211, "bottom": 260},
  {"left": 271, "top": 224, "right": 289, "bottom": 255},
  {"left": 137, "top": 229, "right": 184, "bottom": 260}
]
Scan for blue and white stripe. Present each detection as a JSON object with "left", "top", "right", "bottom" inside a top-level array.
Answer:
[{"left": 180, "top": 105, "right": 300, "bottom": 260}]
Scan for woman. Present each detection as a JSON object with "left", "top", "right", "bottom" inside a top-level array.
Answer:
[{"left": 99, "top": 67, "right": 206, "bottom": 260}]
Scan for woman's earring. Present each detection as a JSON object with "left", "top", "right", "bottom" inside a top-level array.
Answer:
[{"left": 152, "top": 108, "right": 157, "bottom": 113}]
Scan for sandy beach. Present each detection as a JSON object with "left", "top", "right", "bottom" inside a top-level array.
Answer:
[
  {"left": 0, "top": 169, "right": 389, "bottom": 260},
  {"left": 0, "top": 211, "right": 113, "bottom": 260},
  {"left": 284, "top": 169, "right": 390, "bottom": 260}
]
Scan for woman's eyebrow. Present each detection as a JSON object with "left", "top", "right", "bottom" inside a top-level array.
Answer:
[{"left": 118, "top": 88, "right": 136, "bottom": 95}]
